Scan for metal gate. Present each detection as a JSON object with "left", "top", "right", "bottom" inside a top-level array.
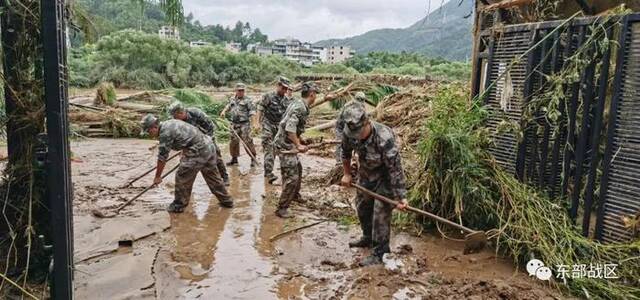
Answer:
[{"left": 473, "top": 14, "right": 640, "bottom": 243}]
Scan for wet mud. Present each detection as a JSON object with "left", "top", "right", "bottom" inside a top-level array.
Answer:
[{"left": 72, "top": 138, "right": 564, "bottom": 299}]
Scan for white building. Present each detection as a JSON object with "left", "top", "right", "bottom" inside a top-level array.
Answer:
[
  {"left": 327, "top": 46, "right": 355, "bottom": 64},
  {"left": 268, "top": 39, "right": 327, "bottom": 66},
  {"left": 225, "top": 42, "right": 242, "bottom": 53},
  {"left": 158, "top": 26, "right": 180, "bottom": 40},
  {"left": 255, "top": 45, "right": 273, "bottom": 56},
  {"left": 189, "top": 40, "right": 210, "bottom": 48},
  {"left": 312, "top": 46, "right": 328, "bottom": 63}
]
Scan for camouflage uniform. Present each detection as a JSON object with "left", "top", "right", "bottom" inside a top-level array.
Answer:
[
  {"left": 341, "top": 120, "right": 406, "bottom": 258},
  {"left": 258, "top": 91, "right": 291, "bottom": 176},
  {"left": 274, "top": 97, "right": 310, "bottom": 210},
  {"left": 226, "top": 95, "right": 257, "bottom": 159},
  {"left": 157, "top": 119, "right": 233, "bottom": 208},
  {"left": 180, "top": 107, "right": 229, "bottom": 183}
]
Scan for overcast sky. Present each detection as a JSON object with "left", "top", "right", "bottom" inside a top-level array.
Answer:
[{"left": 182, "top": 0, "right": 447, "bottom": 42}]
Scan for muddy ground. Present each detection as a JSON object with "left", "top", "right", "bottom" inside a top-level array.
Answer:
[{"left": 69, "top": 137, "right": 566, "bottom": 300}]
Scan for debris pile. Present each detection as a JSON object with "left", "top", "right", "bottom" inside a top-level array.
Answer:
[
  {"left": 69, "top": 88, "right": 228, "bottom": 138},
  {"left": 375, "top": 85, "right": 437, "bottom": 148}
]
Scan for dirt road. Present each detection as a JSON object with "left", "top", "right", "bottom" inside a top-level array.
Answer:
[{"left": 71, "top": 138, "right": 562, "bottom": 299}]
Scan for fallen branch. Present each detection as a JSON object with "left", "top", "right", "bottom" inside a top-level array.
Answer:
[
  {"left": 308, "top": 120, "right": 337, "bottom": 132},
  {"left": 269, "top": 220, "right": 328, "bottom": 242},
  {"left": 0, "top": 272, "right": 39, "bottom": 300},
  {"left": 483, "top": 0, "right": 533, "bottom": 11}
]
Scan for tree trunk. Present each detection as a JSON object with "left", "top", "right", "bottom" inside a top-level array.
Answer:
[{"left": 0, "top": 0, "right": 51, "bottom": 290}]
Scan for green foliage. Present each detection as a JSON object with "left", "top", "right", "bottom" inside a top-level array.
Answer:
[
  {"left": 345, "top": 52, "right": 471, "bottom": 81},
  {"left": 95, "top": 82, "right": 117, "bottom": 106},
  {"left": 73, "top": 0, "right": 267, "bottom": 47},
  {"left": 70, "top": 30, "right": 302, "bottom": 89}
]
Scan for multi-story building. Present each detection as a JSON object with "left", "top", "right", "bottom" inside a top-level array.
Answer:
[
  {"left": 158, "top": 26, "right": 180, "bottom": 40},
  {"left": 247, "top": 39, "right": 350, "bottom": 66},
  {"left": 326, "top": 46, "right": 355, "bottom": 64},
  {"left": 254, "top": 45, "right": 274, "bottom": 56}
]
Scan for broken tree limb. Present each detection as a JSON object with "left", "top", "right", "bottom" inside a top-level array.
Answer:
[
  {"left": 279, "top": 140, "right": 341, "bottom": 154},
  {"left": 269, "top": 220, "right": 328, "bottom": 242},
  {"left": 311, "top": 82, "right": 355, "bottom": 108},
  {"left": 308, "top": 120, "right": 337, "bottom": 132},
  {"left": 483, "top": 0, "right": 534, "bottom": 11},
  {"left": 70, "top": 102, "right": 106, "bottom": 112}
]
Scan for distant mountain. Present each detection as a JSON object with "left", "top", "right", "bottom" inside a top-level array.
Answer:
[{"left": 315, "top": 0, "right": 474, "bottom": 61}]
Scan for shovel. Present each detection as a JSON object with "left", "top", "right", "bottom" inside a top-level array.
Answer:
[
  {"left": 229, "top": 126, "right": 261, "bottom": 166},
  {"left": 279, "top": 140, "right": 341, "bottom": 154},
  {"left": 92, "top": 164, "right": 180, "bottom": 218},
  {"left": 122, "top": 152, "right": 180, "bottom": 188},
  {"left": 351, "top": 183, "right": 487, "bottom": 254}
]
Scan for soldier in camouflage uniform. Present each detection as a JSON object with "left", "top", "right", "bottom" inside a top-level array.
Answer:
[
  {"left": 169, "top": 102, "right": 230, "bottom": 186},
  {"left": 141, "top": 114, "right": 234, "bottom": 213},
  {"left": 273, "top": 82, "right": 317, "bottom": 218},
  {"left": 339, "top": 104, "right": 408, "bottom": 266},
  {"left": 255, "top": 76, "right": 292, "bottom": 184},
  {"left": 334, "top": 91, "right": 367, "bottom": 164},
  {"left": 220, "top": 83, "right": 257, "bottom": 166}
]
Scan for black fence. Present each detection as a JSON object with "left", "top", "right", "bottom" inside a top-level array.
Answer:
[{"left": 473, "top": 14, "right": 640, "bottom": 243}]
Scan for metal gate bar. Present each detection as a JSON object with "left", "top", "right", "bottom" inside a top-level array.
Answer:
[{"left": 41, "top": 0, "right": 74, "bottom": 298}]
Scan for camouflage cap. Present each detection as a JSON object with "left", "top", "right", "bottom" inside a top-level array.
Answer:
[
  {"left": 168, "top": 102, "right": 185, "bottom": 116},
  {"left": 277, "top": 76, "right": 291, "bottom": 89},
  {"left": 354, "top": 92, "right": 367, "bottom": 102},
  {"left": 140, "top": 114, "right": 159, "bottom": 132},
  {"left": 300, "top": 81, "right": 319, "bottom": 94},
  {"left": 342, "top": 102, "right": 369, "bottom": 139},
  {"left": 236, "top": 82, "right": 246, "bottom": 90}
]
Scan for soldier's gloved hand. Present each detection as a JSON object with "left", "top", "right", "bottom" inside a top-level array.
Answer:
[
  {"left": 153, "top": 176, "right": 163, "bottom": 186},
  {"left": 396, "top": 199, "right": 408, "bottom": 211},
  {"left": 297, "top": 145, "right": 308, "bottom": 153},
  {"left": 340, "top": 174, "right": 352, "bottom": 187},
  {"left": 220, "top": 111, "right": 226, "bottom": 118}
]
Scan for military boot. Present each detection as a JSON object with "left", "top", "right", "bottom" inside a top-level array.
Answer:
[
  {"left": 275, "top": 208, "right": 292, "bottom": 219},
  {"left": 167, "top": 202, "right": 185, "bottom": 213},
  {"left": 226, "top": 157, "right": 238, "bottom": 166},
  {"left": 348, "top": 237, "right": 372, "bottom": 248},
  {"left": 219, "top": 200, "right": 234, "bottom": 208},
  {"left": 265, "top": 173, "right": 278, "bottom": 184}
]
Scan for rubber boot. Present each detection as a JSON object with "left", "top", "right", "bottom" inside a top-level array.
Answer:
[{"left": 226, "top": 157, "right": 238, "bottom": 166}]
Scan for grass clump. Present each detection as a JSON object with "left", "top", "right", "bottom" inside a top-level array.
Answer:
[{"left": 94, "top": 82, "right": 117, "bottom": 106}]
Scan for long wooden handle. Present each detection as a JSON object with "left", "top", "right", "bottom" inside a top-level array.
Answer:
[
  {"left": 125, "top": 152, "right": 180, "bottom": 187},
  {"left": 230, "top": 126, "right": 260, "bottom": 165},
  {"left": 280, "top": 140, "right": 341, "bottom": 154},
  {"left": 116, "top": 164, "right": 180, "bottom": 213},
  {"left": 351, "top": 184, "right": 475, "bottom": 234}
]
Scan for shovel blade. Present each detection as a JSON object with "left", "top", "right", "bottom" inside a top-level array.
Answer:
[{"left": 463, "top": 231, "right": 487, "bottom": 255}]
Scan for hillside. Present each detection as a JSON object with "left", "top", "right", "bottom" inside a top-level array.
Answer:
[{"left": 315, "top": 0, "right": 474, "bottom": 61}]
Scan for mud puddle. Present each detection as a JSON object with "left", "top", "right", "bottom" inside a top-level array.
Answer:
[{"left": 71, "top": 138, "right": 563, "bottom": 299}]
